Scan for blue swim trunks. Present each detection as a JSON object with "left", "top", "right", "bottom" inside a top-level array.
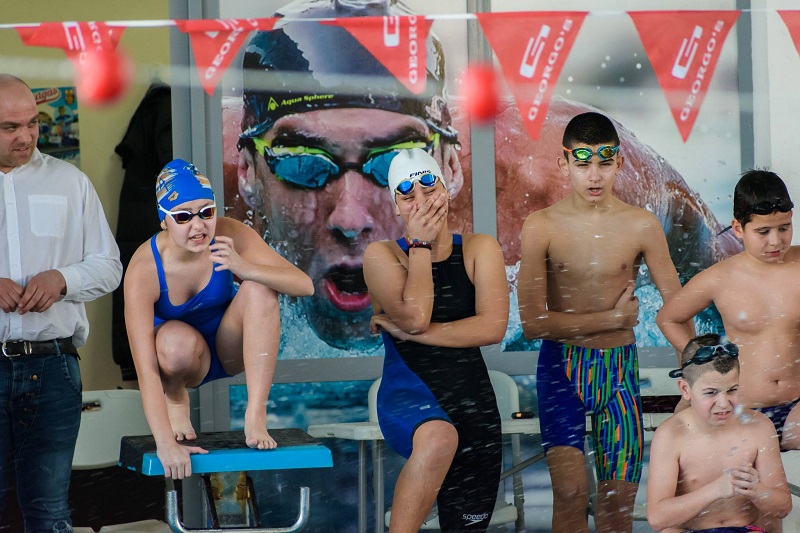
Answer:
[
  {"left": 754, "top": 398, "right": 799, "bottom": 445},
  {"left": 536, "top": 339, "right": 643, "bottom": 483}
]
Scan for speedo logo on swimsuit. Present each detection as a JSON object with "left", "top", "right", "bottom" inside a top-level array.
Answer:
[{"left": 462, "top": 512, "right": 489, "bottom": 526}]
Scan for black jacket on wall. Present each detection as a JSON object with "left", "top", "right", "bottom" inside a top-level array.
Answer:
[{"left": 112, "top": 83, "right": 172, "bottom": 380}]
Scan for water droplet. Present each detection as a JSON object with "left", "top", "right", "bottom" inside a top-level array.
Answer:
[{"left": 636, "top": 63, "right": 642, "bottom": 69}]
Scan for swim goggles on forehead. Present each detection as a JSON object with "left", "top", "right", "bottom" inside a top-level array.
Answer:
[
  {"left": 394, "top": 172, "right": 440, "bottom": 196},
  {"left": 563, "top": 145, "right": 619, "bottom": 162},
  {"left": 159, "top": 205, "right": 217, "bottom": 224},
  {"left": 743, "top": 198, "right": 794, "bottom": 217},
  {"left": 244, "top": 136, "right": 438, "bottom": 190},
  {"left": 668, "top": 342, "right": 739, "bottom": 378}
]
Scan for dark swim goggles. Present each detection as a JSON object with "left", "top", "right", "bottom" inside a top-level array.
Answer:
[
  {"left": 742, "top": 198, "right": 794, "bottom": 218},
  {"left": 563, "top": 145, "right": 619, "bottom": 161},
  {"left": 720, "top": 197, "right": 796, "bottom": 234},
  {"left": 668, "top": 342, "right": 739, "bottom": 378},
  {"left": 159, "top": 205, "right": 217, "bottom": 224},
  {"left": 395, "top": 172, "right": 440, "bottom": 195},
  {"left": 247, "top": 136, "right": 437, "bottom": 189}
]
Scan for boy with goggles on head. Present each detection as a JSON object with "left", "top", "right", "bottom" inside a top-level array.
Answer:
[
  {"left": 647, "top": 334, "right": 791, "bottom": 533},
  {"left": 518, "top": 111, "right": 689, "bottom": 533},
  {"left": 363, "top": 148, "right": 508, "bottom": 532},
  {"left": 233, "top": 0, "right": 464, "bottom": 356},
  {"left": 658, "top": 170, "right": 800, "bottom": 452},
  {"left": 124, "top": 159, "right": 313, "bottom": 480}
]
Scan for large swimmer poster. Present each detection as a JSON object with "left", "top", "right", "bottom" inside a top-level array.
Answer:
[
  {"left": 212, "top": 2, "right": 743, "bottom": 529},
  {"left": 220, "top": 0, "right": 740, "bottom": 362}
]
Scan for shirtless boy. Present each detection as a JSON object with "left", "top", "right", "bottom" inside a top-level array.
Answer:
[
  {"left": 646, "top": 334, "right": 791, "bottom": 533},
  {"left": 657, "top": 170, "right": 800, "bottom": 450},
  {"left": 518, "top": 111, "right": 686, "bottom": 533}
]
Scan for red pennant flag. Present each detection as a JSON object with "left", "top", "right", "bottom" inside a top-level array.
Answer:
[
  {"left": 476, "top": 11, "right": 587, "bottom": 140},
  {"left": 323, "top": 15, "right": 431, "bottom": 94},
  {"left": 16, "top": 21, "right": 124, "bottom": 62},
  {"left": 779, "top": 11, "right": 800, "bottom": 58},
  {"left": 629, "top": 11, "right": 739, "bottom": 142},
  {"left": 176, "top": 19, "right": 277, "bottom": 96}
]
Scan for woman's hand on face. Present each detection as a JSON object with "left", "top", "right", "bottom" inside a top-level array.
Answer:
[{"left": 406, "top": 192, "right": 448, "bottom": 242}]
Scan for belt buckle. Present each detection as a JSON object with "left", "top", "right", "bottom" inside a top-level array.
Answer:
[{"left": 1, "top": 341, "right": 32, "bottom": 357}]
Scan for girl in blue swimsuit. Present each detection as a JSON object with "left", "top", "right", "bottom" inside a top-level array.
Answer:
[
  {"left": 124, "top": 159, "right": 313, "bottom": 480},
  {"left": 364, "top": 149, "right": 509, "bottom": 532}
]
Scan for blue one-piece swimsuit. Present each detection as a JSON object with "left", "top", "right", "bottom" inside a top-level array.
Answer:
[
  {"left": 150, "top": 235, "right": 237, "bottom": 385},
  {"left": 377, "top": 234, "right": 502, "bottom": 531}
]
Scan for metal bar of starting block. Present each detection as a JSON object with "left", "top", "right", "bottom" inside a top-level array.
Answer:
[
  {"left": 498, "top": 450, "right": 545, "bottom": 482},
  {"left": 165, "top": 478, "right": 310, "bottom": 533},
  {"left": 119, "top": 430, "right": 331, "bottom": 532}
]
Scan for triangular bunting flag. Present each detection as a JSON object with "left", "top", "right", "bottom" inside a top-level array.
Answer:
[
  {"left": 16, "top": 21, "right": 124, "bottom": 61},
  {"left": 323, "top": 15, "right": 431, "bottom": 94},
  {"left": 629, "top": 11, "right": 739, "bottom": 142},
  {"left": 779, "top": 10, "right": 800, "bottom": 59},
  {"left": 476, "top": 11, "right": 587, "bottom": 140},
  {"left": 176, "top": 18, "right": 277, "bottom": 96}
]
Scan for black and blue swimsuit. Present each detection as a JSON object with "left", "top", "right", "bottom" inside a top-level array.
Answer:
[{"left": 377, "top": 234, "right": 502, "bottom": 531}]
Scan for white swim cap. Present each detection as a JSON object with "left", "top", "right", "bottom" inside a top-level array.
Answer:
[{"left": 387, "top": 148, "right": 446, "bottom": 197}]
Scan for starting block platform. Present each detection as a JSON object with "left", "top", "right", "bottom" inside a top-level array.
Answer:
[
  {"left": 120, "top": 429, "right": 333, "bottom": 533},
  {"left": 120, "top": 429, "right": 333, "bottom": 476}
]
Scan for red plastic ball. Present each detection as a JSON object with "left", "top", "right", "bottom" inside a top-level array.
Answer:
[
  {"left": 75, "top": 49, "right": 131, "bottom": 106},
  {"left": 463, "top": 64, "right": 499, "bottom": 124}
]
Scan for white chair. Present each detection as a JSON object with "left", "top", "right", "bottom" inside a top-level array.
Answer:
[
  {"left": 377, "top": 370, "right": 527, "bottom": 531},
  {"left": 72, "top": 389, "right": 171, "bottom": 533},
  {"left": 73, "top": 389, "right": 151, "bottom": 469}
]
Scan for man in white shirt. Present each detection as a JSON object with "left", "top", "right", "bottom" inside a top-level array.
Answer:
[{"left": 0, "top": 74, "right": 122, "bottom": 533}]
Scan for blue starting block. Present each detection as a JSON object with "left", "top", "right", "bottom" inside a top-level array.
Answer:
[{"left": 120, "top": 429, "right": 333, "bottom": 533}]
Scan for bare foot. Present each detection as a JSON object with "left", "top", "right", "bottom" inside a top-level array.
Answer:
[
  {"left": 166, "top": 389, "right": 197, "bottom": 441},
  {"left": 244, "top": 407, "right": 276, "bottom": 450}
]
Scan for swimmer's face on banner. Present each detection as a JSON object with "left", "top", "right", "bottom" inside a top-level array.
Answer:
[
  {"left": 239, "top": 107, "right": 463, "bottom": 349},
  {"left": 234, "top": 3, "right": 464, "bottom": 350}
]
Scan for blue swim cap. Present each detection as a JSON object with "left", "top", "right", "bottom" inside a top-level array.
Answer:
[{"left": 156, "top": 159, "right": 215, "bottom": 221}]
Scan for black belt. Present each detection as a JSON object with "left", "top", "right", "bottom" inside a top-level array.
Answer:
[{"left": 1, "top": 337, "right": 76, "bottom": 357}]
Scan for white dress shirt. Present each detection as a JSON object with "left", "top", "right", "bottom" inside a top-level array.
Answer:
[{"left": 0, "top": 149, "right": 122, "bottom": 347}]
